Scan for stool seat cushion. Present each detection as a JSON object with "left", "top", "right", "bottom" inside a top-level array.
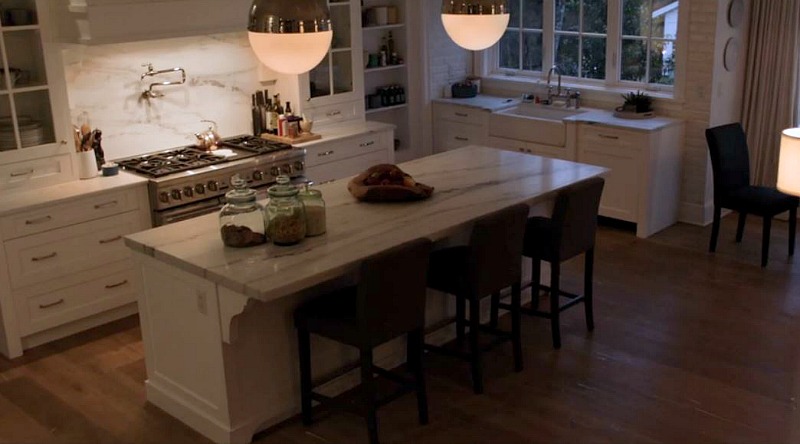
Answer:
[
  {"left": 522, "top": 216, "right": 556, "bottom": 261},
  {"left": 721, "top": 186, "right": 799, "bottom": 216},
  {"left": 294, "top": 287, "right": 360, "bottom": 347},
  {"left": 426, "top": 246, "right": 471, "bottom": 296}
]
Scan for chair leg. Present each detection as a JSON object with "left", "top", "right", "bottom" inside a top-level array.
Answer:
[
  {"left": 531, "top": 258, "right": 542, "bottom": 310},
  {"left": 360, "top": 349, "right": 380, "bottom": 444},
  {"left": 468, "top": 297, "right": 484, "bottom": 394},
  {"left": 456, "top": 296, "right": 466, "bottom": 345},
  {"left": 407, "top": 329, "right": 429, "bottom": 425},
  {"left": 709, "top": 206, "right": 721, "bottom": 253},
  {"left": 736, "top": 212, "right": 747, "bottom": 243},
  {"left": 584, "top": 248, "right": 595, "bottom": 332},
  {"left": 511, "top": 282, "right": 523, "bottom": 372},
  {"left": 762, "top": 216, "right": 772, "bottom": 267},
  {"left": 550, "top": 261, "right": 562, "bottom": 349},
  {"left": 297, "top": 327, "right": 314, "bottom": 426},
  {"left": 789, "top": 207, "right": 797, "bottom": 257},
  {"left": 490, "top": 292, "right": 500, "bottom": 328}
]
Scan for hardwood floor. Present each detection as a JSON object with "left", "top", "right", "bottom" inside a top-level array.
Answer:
[{"left": 2, "top": 214, "right": 800, "bottom": 443}]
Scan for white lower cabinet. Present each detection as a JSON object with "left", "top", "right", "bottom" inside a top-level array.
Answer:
[
  {"left": 0, "top": 182, "right": 151, "bottom": 358},
  {"left": 304, "top": 127, "right": 395, "bottom": 184},
  {"left": 432, "top": 103, "right": 490, "bottom": 153}
]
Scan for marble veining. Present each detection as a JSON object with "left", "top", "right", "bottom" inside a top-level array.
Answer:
[{"left": 126, "top": 146, "right": 607, "bottom": 302}]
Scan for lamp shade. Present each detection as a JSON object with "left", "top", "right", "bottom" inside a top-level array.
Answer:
[
  {"left": 777, "top": 128, "right": 800, "bottom": 196},
  {"left": 248, "top": 0, "right": 332, "bottom": 74},
  {"left": 441, "top": 1, "right": 509, "bottom": 51}
]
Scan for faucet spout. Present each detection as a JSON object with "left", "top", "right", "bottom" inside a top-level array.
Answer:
[{"left": 546, "top": 65, "right": 562, "bottom": 96}]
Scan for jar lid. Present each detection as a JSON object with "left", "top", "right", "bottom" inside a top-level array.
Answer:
[
  {"left": 225, "top": 174, "right": 257, "bottom": 204},
  {"left": 268, "top": 175, "right": 299, "bottom": 198},
  {"left": 299, "top": 182, "right": 323, "bottom": 199}
]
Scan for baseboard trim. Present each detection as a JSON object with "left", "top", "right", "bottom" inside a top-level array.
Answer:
[{"left": 679, "top": 201, "right": 714, "bottom": 227}]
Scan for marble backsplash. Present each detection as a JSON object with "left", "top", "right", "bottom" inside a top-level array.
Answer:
[{"left": 63, "top": 32, "right": 263, "bottom": 160}]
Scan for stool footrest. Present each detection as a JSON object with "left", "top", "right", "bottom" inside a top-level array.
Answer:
[{"left": 499, "top": 295, "right": 584, "bottom": 317}]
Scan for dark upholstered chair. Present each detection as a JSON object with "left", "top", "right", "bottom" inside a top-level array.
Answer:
[
  {"left": 706, "top": 123, "right": 798, "bottom": 267},
  {"left": 294, "top": 238, "right": 433, "bottom": 444},
  {"left": 425, "top": 204, "right": 529, "bottom": 394},
  {"left": 495, "top": 177, "right": 605, "bottom": 350}
]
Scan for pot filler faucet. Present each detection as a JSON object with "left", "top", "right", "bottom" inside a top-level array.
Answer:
[{"left": 140, "top": 63, "right": 187, "bottom": 100}]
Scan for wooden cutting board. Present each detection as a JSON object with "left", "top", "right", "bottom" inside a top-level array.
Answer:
[{"left": 260, "top": 132, "right": 322, "bottom": 144}]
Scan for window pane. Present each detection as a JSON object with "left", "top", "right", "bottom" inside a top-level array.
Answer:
[
  {"left": 652, "top": 2, "right": 678, "bottom": 39},
  {"left": 509, "top": 0, "right": 521, "bottom": 27},
  {"left": 499, "top": 30, "right": 521, "bottom": 70},
  {"left": 622, "top": 0, "right": 650, "bottom": 37},
  {"left": 582, "top": 36, "right": 606, "bottom": 79},
  {"left": 555, "top": 0, "right": 579, "bottom": 32},
  {"left": 583, "top": 0, "right": 607, "bottom": 33},
  {"left": 554, "top": 34, "right": 579, "bottom": 76},
  {"left": 522, "top": 0, "right": 543, "bottom": 29},
  {"left": 649, "top": 39, "right": 676, "bottom": 84},
  {"left": 523, "top": 31, "right": 543, "bottom": 71},
  {"left": 620, "top": 38, "right": 647, "bottom": 82}
]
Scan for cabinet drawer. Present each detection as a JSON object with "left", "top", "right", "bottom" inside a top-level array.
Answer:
[
  {"left": 19, "top": 265, "right": 138, "bottom": 335},
  {"left": 302, "top": 100, "right": 363, "bottom": 127},
  {"left": 306, "top": 149, "right": 392, "bottom": 185},
  {"left": 579, "top": 124, "right": 648, "bottom": 149},
  {"left": 434, "top": 103, "right": 489, "bottom": 125},
  {"left": 0, "top": 155, "right": 72, "bottom": 191},
  {"left": 0, "top": 187, "right": 140, "bottom": 239},
  {"left": 437, "top": 120, "right": 486, "bottom": 151},
  {"left": 4, "top": 211, "right": 144, "bottom": 289},
  {"left": 305, "top": 131, "right": 389, "bottom": 168}
]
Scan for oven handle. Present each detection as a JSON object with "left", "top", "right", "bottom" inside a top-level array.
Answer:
[{"left": 157, "top": 198, "right": 224, "bottom": 225}]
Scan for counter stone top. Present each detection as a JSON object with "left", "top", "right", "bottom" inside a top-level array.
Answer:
[
  {"left": 564, "top": 109, "right": 682, "bottom": 131},
  {"left": 125, "top": 146, "right": 606, "bottom": 303},
  {"left": 433, "top": 95, "right": 521, "bottom": 111},
  {"left": 294, "top": 121, "right": 396, "bottom": 148},
  {"left": 0, "top": 170, "right": 148, "bottom": 218}
]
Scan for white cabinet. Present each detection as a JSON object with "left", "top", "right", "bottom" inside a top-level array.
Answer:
[
  {"left": 303, "top": 126, "right": 394, "bottom": 184},
  {"left": 432, "top": 102, "right": 489, "bottom": 153},
  {"left": 0, "top": 182, "right": 151, "bottom": 358},
  {"left": 0, "top": 0, "right": 73, "bottom": 189},
  {"left": 577, "top": 122, "right": 684, "bottom": 238}
]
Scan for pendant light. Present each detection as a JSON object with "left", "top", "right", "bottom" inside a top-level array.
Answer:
[
  {"left": 248, "top": 0, "right": 333, "bottom": 74},
  {"left": 442, "top": 0, "right": 510, "bottom": 51}
]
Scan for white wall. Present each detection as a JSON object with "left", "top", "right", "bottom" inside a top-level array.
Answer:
[{"left": 425, "top": 0, "right": 470, "bottom": 100}]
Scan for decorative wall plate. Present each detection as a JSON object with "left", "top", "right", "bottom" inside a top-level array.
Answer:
[
  {"left": 723, "top": 37, "right": 740, "bottom": 72},
  {"left": 727, "top": 0, "right": 744, "bottom": 28}
]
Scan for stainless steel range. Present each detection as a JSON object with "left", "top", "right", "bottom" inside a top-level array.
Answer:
[{"left": 116, "top": 135, "right": 305, "bottom": 226}]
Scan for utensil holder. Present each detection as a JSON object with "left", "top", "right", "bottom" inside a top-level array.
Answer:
[{"left": 78, "top": 150, "right": 98, "bottom": 179}]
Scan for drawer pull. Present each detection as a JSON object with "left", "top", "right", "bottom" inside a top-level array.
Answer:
[
  {"left": 319, "top": 179, "right": 336, "bottom": 185},
  {"left": 455, "top": 136, "right": 469, "bottom": 141},
  {"left": 25, "top": 215, "right": 53, "bottom": 225},
  {"left": 99, "top": 235, "right": 123, "bottom": 244},
  {"left": 105, "top": 280, "right": 129, "bottom": 289},
  {"left": 359, "top": 141, "right": 375, "bottom": 147},
  {"left": 31, "top": 252, "right": 58, "bottom": 262},
  {"left": 598, "top": 134, "right": 620, "bottom": 140},
  {"left": 454, "top": 112, "right": 469, "bottom": 117},
  {"left": 10, "top": 169, "right": 34, "bottom": 177},
  {"left": 39, "top": 299, "right": 65, "bottom": 309},
  {"left": 318, "top": 150, "right": 335, "bottom": 157},
  {"left": 326, "top": 110, "right": 342, "bottom": 117},
  {"left": 94, "top": 200, "right": 119, "bottom": 210}
]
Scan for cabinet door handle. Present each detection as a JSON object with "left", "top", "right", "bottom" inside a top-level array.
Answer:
[
  {"left": 598, "top": 134, "right": 620, "bottom": 140},
  {"left": 39, "top": 299, "right": 65, "bottom": 309},
  {"left": 454, "top": 112, "right": 469, "bottom": 117},
  {"left": 455, "top": 136, "right": 469, "bottom": 141},
  {"left": 10, "top": 169, "right": 34, "bottom": 177},
  {"left": 25, "top": 215, "right": 52, "bottom": 225},
  {"left": 32, "top": 252, "right": 58, "bottom": 262},
  {"left": 318, "top": 150, "right": 335, "bottom": 157},
  {"left": 359, "top": 140, "right": 375, "bottom": 147},
  {"left": 326, "top": 110, "right": 342, "bottom": 117},
  {"left": 99, "top": 235, "right": 123, "bottom": 244},
  {"left": 105, "top": 280, "right": 129, "bottom": 289},
  {"left": 94, "top": 200, "right": 118, "bottom": 210}
]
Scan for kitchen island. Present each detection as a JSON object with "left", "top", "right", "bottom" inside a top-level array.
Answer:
[{"left": 124, "top": 146, "right": 607, "bottom": 444}]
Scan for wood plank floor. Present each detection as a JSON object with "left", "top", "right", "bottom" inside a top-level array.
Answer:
[{"left": 2, "top": 214, "right": 800, "bottom": 443}]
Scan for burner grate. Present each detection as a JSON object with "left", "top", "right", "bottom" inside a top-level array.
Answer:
[
  {"left": 219, "top": 135, "right": 292, "bottom": 154},
  {"left": 117, "top": 147, "right": 230, "bottom": 178}
]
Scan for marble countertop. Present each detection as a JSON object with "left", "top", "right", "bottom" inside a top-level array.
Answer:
[
  {"left": 125, "top": 146, "right": 607, "bottom": 303},
  {"left": 564, "top": 109, "right": 681, "bottom": 131},
  {"left": 0, "top": 171, "right": 148, "bottom": 217},
  {"left": 294, "top": 121, "right": 396, "bottom": 148},
  {"left": 433, "top": 95, "right": 521, "bottom": 111}
]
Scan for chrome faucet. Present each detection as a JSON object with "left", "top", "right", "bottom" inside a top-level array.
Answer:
[
  {"left": 140, "top": 63, "right": 187, "bottom": 100},
  {"left": 546, "top": 65, "right": 562, "bottom": 98}
]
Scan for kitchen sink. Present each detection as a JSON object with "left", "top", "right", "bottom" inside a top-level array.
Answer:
[{"left": 489, "top": 104, "right": 588, "bottom": 147}]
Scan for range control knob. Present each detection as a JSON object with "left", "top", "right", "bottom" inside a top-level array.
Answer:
[
  {"left": 159, "top": 192, "right": 169, "bottom": 203},
  {"left": 270, "top": 166, "right": 281, "bottom": 177},
  {"left": 293, "top": 161, "right": 305, "bottom": 172},
  {"left": 195, "top": 183, "right": 206, "bottom": 194},
  {"left": 208, "top": 180, "right": 219, "bottom": 192},
  {"left": 171, "top": 189, "right": 182, "bottom": 201},
  {"left": 281, "top": 164, "right": 292, "bottom": 175},
  {"left": 183, "top": 186, "right": 194, "bottom": 198},
  {"left": 253, "top": 170, "right": 264, "bottom": 181}
]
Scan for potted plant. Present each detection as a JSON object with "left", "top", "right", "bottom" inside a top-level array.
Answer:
[{"left": 616, "top": 90, "right": 654, "bottom": 117}]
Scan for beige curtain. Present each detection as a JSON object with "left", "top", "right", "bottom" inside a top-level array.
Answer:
[{"left": 741, "top": 0, "right": 800, "bottom": 186}]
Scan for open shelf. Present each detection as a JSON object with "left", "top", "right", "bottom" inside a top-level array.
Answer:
[
  {"left": 365, "top": 64, "right": 406, "bottom": 74},
  {"left": 363, "top": 23, "right": 405, "bottom": 31},
  {"left": 366, "top": 103, "right": 407, "bottom": 114}
]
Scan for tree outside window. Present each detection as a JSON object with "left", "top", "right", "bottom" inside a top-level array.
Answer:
[{"left": 621, "top": 0, "right": 678, "bottom": 85}]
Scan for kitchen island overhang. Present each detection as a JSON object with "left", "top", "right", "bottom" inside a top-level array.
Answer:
[{"left": 125, "top": 146, "right": 608, "bottom": 444}]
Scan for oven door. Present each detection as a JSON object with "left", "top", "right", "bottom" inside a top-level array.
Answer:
[{"left": 154, "top": 197, "right": 224, "bottom": 226}]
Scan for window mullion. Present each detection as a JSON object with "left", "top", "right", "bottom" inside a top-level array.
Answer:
[
  {"left": 607, "top": 0, "right": 621, "bottom": 85},
  {"left": 543, "top": 0, "right": 555, "bottom": 79}
]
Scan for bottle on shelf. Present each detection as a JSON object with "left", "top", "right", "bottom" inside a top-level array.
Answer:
[
  {"left": 387, "top": 31, "right": 395, "bottom": 61},
  {"left": 380, "top": 36, "right": 388, "bottom": 67},
  {"left": 285, "top": 102, "right": 293, "bottom": 117},
  {"left": 270, "top": 95, "right": 280, "bottom": 135}
]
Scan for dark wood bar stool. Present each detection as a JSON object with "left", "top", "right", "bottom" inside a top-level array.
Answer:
[
  {"left": 425, "top": 204, "right": 529, "bottom": 394},
  {"left": 494, "top": 177, "right": 604, "bottom": 349},
  {"left": 294, "top": 238, "right": 433, "bottom": 444}
]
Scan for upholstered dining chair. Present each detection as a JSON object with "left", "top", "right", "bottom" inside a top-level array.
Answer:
[{"left": 706, "top": 123, "right": 799, "bottom": 267}]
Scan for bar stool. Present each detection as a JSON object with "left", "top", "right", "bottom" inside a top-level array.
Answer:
[
  {"left": 494, "top": 177, "right": 605, "bottom": 349},
  {"left": 425, "top": 204, "right": 529, "bottom": 394},
  {"left": 294, "top": 238, "right": 433, "bottom": 444}
]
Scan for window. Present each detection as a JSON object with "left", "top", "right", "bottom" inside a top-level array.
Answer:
[{"left": 494, "top": 0, "right": 680, "bottom": 90}]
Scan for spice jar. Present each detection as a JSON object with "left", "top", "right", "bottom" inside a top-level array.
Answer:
[
  {"left": 299, "top": 182, "right": 326, "bottom": 236},
  {"left": 266, "top": 175, "right": 307, "bottom": 245},
  {"left": 219, "top": 175, "right": 267, "bottom": 248}
]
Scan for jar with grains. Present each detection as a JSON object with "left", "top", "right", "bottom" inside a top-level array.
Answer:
[
  {"left": 219, "top": 175, "right": 267, "bottom": 248},
  {"left": 266, "top": 175, "right": 306, "bottom": 245},
  {"left": 299, "top": 182, "right": 326, "bottom": 237}
]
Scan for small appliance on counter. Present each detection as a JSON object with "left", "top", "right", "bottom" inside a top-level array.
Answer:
[{"left": 451, "top": 82, "right": 478, "bottom": 99}]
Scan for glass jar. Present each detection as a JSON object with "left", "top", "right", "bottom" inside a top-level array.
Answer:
[
  {"left": 266, "top": 175, "right": 307, "bottom": 245},
  {"left": 219, "top": 175, "right": 267, "bottom": 248},
  {"left": 299, "top": 183, "right": 326, "bottom": 236}
]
